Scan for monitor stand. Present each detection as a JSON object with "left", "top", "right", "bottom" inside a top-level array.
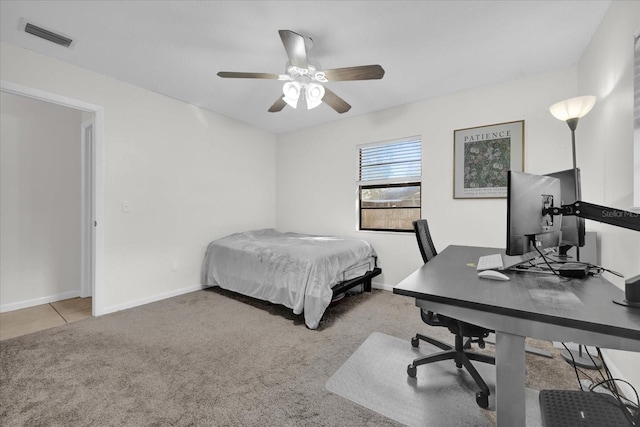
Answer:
[{"left": 555, "top": 244, "right": 573, "bottom": 260}]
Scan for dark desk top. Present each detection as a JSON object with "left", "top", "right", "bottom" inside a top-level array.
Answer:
[{"left": 394, "top": 245, "right": 640, "bottom": 341}]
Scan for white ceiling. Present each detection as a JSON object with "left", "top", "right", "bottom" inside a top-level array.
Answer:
[{"left": 0, "top": 1, "right": 611, "bottom": 134}]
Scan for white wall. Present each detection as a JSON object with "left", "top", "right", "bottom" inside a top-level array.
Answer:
[
  {"left": 0, "top": 41, "right": 277, "bottom": 313},
  {"left": 277, "top": 67, "right": 578, "bottom": 288},
  {"left": 576, "top": 0, "right": 640, "bottom": 395},
  {"left": 0, "top": 91, "right": 82, "bottom": 309}
]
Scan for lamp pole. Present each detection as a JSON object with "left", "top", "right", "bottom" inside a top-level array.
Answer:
[
  {"left": 566, "top": 117, "right": 581, "bottom": 262},
  {"left": 550, "top": 96, "right": 602, "bottom": 370}
]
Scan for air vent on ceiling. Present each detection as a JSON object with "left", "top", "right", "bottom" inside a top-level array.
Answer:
[{"left": 24, "top": 22, "right": 73, "bottom": 48}]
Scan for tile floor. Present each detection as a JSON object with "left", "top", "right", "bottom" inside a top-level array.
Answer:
[{"left": 0, "top": 297, "right": 92, "bottom": 341}]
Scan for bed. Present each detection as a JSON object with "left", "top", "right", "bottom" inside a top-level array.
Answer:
[{"left": 201, "top": 229, "right": 381, "bottom": 329}]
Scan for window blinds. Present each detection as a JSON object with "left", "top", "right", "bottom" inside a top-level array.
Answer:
[{"left": 359, "top": 139, "right": 422, "bottom": 184}]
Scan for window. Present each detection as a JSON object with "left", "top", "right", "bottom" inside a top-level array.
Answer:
[{"left": 358, "top": 138, "right": 422, "bottom": 231}]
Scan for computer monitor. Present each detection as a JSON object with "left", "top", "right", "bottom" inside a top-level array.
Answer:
[
  {"left": 545, "top": 168, "right": 586, "bottom": 254},
  {"left": 506, "top": 171, "right": 562, "bottom": 256}
]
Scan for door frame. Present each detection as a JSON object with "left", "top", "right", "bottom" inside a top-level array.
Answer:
[
  {"left": 80, "top": 118, "right": 94, "bottom": 299},
  {"left": 1, "top": 80, "right": 105, "bottom": 316}
]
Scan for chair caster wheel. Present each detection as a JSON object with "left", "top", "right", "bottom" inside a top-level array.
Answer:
[
  {"left": 407, "top": 364, "right": 417, "bottom": 378},
  {"left": 478, "top": 341, "right": 486, "bottom": 349},
  {"left": 476, "top": 391, "right": 489, "bottom": 409},
  {"left": 411, "top": 337, "right": 420, "bottom": 348}
]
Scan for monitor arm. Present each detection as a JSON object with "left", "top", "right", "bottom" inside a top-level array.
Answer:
[
  {"left": 545, "top": 201, "right": 640, "bottom": 308},
  {"left": 544, "top": 201, "right": 640, "bottom": 232}
]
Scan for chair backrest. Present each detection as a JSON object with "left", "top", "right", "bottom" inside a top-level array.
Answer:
[
  {"left": 412, "top": 219, "right": 489, "bottom": 336},
  {"left": 413, "top": 219, "right": 437, "bottom": 263},
  {"left": 413, "top": 219, "right": 445, "bottom": 326}
]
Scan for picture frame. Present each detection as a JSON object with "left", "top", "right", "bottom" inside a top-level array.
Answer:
[{"left": 453, "top": 120, "right": 524, "bottom": 199}]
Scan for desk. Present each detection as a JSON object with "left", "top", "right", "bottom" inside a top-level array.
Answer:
[{"left": 393, "top": 245, "right": 640, "bottom": 426}]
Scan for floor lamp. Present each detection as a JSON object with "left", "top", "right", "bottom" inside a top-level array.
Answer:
[{"left": 549, "top": 95, "right": 603, "bottom": 370}]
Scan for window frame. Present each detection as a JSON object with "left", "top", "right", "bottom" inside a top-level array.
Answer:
[
  {"left": 358, "top": 182, "right": 421, "bottom": 232},
  {"left": 357, "top": 137, "right": 422, "bottom": 233}
]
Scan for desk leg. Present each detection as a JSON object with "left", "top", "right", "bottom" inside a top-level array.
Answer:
[{"left": 495, "top": 332, "right": 526, "bottom": 427}]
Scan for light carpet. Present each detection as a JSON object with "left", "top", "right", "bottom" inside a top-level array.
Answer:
[{"left": 1, "top": 288, "right": 580, "bottom": 426}]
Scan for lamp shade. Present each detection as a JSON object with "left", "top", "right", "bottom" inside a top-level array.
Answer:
[
  {"left": 549, "top": 96, "right": 597, "bottom": 121},
  {"left": 282, "top": 81, "right": 301, "bottom": 109},
  {"left": 305, "top": 83, "right": 325, "bottom": 109}
]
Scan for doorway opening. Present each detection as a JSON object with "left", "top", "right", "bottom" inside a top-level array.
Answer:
[{"left": 0, "top": 80, "right": 104, "bottom": 316}]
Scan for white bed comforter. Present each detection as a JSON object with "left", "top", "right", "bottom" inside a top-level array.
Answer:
[{"left": 201, "top": 229, "right": 377, "bottom": 329}]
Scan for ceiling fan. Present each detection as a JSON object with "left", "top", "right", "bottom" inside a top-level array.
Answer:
[{"left": 217, "top": 30, "right": 385, "bottom": 114}]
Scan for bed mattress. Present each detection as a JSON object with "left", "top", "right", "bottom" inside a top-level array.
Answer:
[{"left": 201, "top": 229, "right": 377, "bottom": 329}]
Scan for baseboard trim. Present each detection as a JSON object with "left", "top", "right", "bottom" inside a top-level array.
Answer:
[
  {"left": 372, "top": 282, "right": 394, "bottom": 292},
  {"left": 0, "top": 289, "right": 82, "bottom": 313},
  {"left": 101, "top": 284, "right": 205, "bottom": 315}
]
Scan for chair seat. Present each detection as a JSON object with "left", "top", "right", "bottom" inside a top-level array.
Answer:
[{"left": 421, "top": 309, "right": 490, "bottom": 339}]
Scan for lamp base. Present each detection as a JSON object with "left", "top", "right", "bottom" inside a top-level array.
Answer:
[
  {"left": 561, "top": 349, "right": 602, "bottom": 370},
  {"left": 613, "top": 298, "right": 640, "bottom": 308}
]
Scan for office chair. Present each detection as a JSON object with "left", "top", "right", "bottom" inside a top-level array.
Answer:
[{"left": 407, "top": 219, "right": 495, "bottom": 409}]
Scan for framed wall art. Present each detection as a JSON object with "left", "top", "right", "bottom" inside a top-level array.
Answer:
[{"left": 453, "top": 120, "right": 524, "bottom": 199}]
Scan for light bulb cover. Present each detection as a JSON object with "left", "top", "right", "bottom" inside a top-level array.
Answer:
[
  {"left": 282, "top": 81, "right": 301, "bottom": 109},
  {"left": 305, "top": 83, "right": 325, "bottom": 109},
  {"left": 549, "top": 96, "right": 597, "bottom": 122}
]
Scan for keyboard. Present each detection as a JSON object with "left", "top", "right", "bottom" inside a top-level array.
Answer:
[{"left": 477, "top": 253, "right": 504, "bottom": 271}]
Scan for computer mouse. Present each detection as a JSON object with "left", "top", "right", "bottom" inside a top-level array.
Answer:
[{"left": 478, "top": 270, "right": 510, "bottom": 281}]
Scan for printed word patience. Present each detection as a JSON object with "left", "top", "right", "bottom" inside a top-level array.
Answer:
[{"left": 464, "top": 130, "right": 511, "bottom": 142}]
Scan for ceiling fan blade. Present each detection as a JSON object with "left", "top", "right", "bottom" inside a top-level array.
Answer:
[
  {"left": 323, "top": 65, "right": 385, "bottom": 81},
  {"left": 268, "top": 97, "right": 287, "bottom": 113},
  {"left": 322, "top": 88, "right": 351, "bottom": 114},
  {"left": 217, "top": 71, "right": 280, "bottom": 79},
  {"left": 278, "top": 30, "right": 308, "bottom": 69}
]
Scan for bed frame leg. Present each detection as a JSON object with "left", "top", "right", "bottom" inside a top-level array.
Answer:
[{"left": 332, "top": 267, "right": 379, "bottom": 297}]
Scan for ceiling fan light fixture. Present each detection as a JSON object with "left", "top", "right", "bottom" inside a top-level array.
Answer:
[
  {"left": 218, "top": 30, "right": 380, "bottom": 114},
  {"left": 306, "top": 83, "right": 325, "bottom": 109},
  {"left": 282, "top": 81, "right": 301, "bottom": 109}
]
